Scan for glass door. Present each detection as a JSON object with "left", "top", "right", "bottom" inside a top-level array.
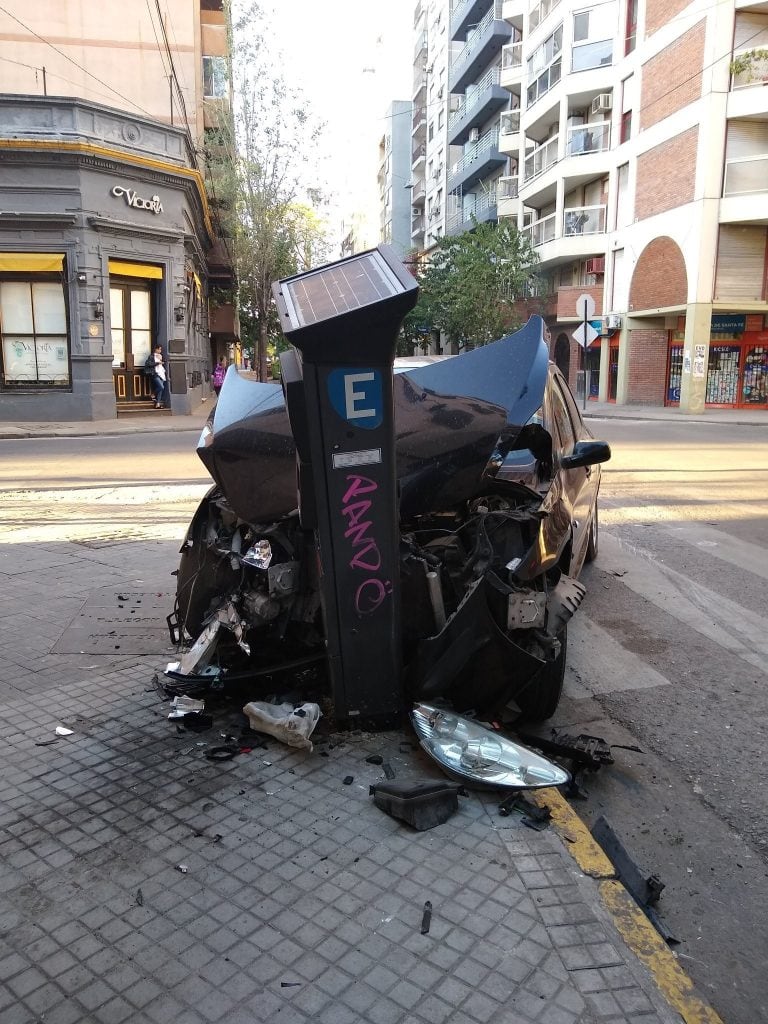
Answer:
[
  {"left": 110, "top": 281, "right": 154, "bottom": 404},
  {"left": 741, "top": 345, "right": 768, "bottom": 406}
]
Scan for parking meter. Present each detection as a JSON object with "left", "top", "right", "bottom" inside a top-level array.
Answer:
[{"left": 272, "top": 246, "right": 419, "bottom": 727}]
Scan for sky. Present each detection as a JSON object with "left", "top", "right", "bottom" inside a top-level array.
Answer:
[{"left": 260, "top": 0, "right": 416, "bottom": 246}]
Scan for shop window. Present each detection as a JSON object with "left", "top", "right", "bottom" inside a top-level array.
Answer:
[
  {"left": 0, "top": 278, "right": 70, "bottom": 388},
  {"left": 203, "top": 55, "right": 228, "bottom": 99}
]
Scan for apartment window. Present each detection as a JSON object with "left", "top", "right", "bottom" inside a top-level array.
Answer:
[
  {"left": 438, "top": 108, "right": 444, "bottom": 129},
  {"left": 571, "top": 4, "right": 617, "bottom": 72},
  {"left": 625, "top": 0, "right": 637, "bottom": 54},
  {"left": 615, "top": 163, "right": 630, "bottom": 227},
  {"left": 620, "top": 110, "right": 632, "bottom": 142},
  {"left": 428, "top": 121, "right": 435, "bottom": 142},
  {"left": 202, "top": 55, "right": 228, "bottom": 98},
  {"left": 526, "top": 25, "right": 563, "bottom": 106},
  {"left": 1, "top": 271, "right": 70, "bottom": 389}
]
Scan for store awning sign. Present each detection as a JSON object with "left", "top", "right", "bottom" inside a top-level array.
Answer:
[{"left": 711, "top": 314, "right": 745, "bottom": 334}]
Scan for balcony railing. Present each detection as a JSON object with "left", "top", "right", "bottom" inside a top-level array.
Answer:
[
  {"left": 412, "top": 178, "right": 427, "bottom": 203},
  {"left": 446, "top": 187, "right": 498, "bottom": 231},
  {"left": 523, "top": 212, "right": 556, "bottom": 246},
  {"left": 411, "top": 214, "right": 425, "bottom": 236},
  {"left": 563, "top": 204, "right": 606, "bottom": 236},
  {"left": 730, "top": 48, "right": 768, "bottom": 89},
  {"left": 452, "top": 0, "right": 504, "bottom": 68},
  {"left": 502, "top": 41, "right": 523, "bottom": 70},
  {"left": 526, "top": 57, "right": 561, "bottom": 107},
  {"left": 523, "top": 134, "right": 559, "bottom": 181},
  {"left": 412, "top": 106, "right": 427, "bottom": 135},
  {"left": 450, "top": 127, "right": 501, "bottom": 176},
  {"left": 412, "top": 143, "right": 427, "bottom": 165},
  {"left": 724, "top": 154, "right": 768, "bottom": 194},
  {"left": 500, "top": 109, "right": 521, "bottom": 135},
  {"left": 529, "top": 0, "right": 561, "bottom": 32},
  {"left": 498, "top": 175, "right": 519, "bottom": 199},
  {"left": 565, "top": 121, "right": 610, "bottom": 156},
  {"left": 450, "top": 65, "right": 502, "bottom": 127}
]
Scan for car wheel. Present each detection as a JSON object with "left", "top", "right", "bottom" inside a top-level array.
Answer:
[
  {"left": 585, "top": 504, "right": 598, "bottom": 563},
  {"left": 515, "top": 627, "right": 567, "bottom": 722}
]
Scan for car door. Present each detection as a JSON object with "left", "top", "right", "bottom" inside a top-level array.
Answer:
[{"left": 548, "top": 372, "right": 595, "bottom": 573}]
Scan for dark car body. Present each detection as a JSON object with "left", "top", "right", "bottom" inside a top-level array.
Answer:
[{"left": 177, "top": 317, "right": 609, "bottom": 720}]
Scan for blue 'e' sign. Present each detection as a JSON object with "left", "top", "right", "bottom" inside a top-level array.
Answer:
[{"left": 327, "top": 368, "right": 383, "bottom": 429}]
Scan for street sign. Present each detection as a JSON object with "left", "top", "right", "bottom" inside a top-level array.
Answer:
[
  {"left": 573, "top": 322, "right": 599, "bottom": 347},
  {"left": 576, "top": 292, "right": 596, "bottom": 320}
]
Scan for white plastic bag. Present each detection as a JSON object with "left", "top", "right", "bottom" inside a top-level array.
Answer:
[{"left": 243, "top": 701, "right": 321, "bottom": 752}]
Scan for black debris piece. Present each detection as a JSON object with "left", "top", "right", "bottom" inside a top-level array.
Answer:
[
  {"left": 34, "top": 738, "right": 58, "bottom": 747},
  {"left": 515, "top": 729, "right": 637, "bottom": 799},
  {"left": 365, "top": 754, "right": 384, "bottom": 765},
  {"left": 370, "top": 780, "right": 463, "bottom": 831},
  {"left": 498, "top": 793, "right": 551, "bottom": 829},
  {"left": 342, "top": 776, "right": 354, "bottom": 786},
  {"left": 420, "top": 900, "right": 432, "bottom": 934},
  {"left": 204, "top": 744, "right": 239, "bottom": 761},
  {"left": 399, "top": 741, "right": 415, "bottom": 753},
  {"left": 319, "top": 751, "right": 329, "bottom": 758},
  {"left": 590, "top": 815, "right": 678, "bottom": 945},
  {"left": 382, "top": 762, "right": 395, "bottom": 780},
  {"left": 136, "top": 888, "right": 144, "bottom": 906},
  {"left": 280, "top": 982, "right": 301, "bottom": 988},
  {"left": 181, "top": 713, "right": 214, "bottom": 733}
]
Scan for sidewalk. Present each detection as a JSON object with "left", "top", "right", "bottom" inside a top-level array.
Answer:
[
  {"left": 0, "top": 527, "right": 722, "bottom": 1023},
  {"left": 0, "top": 398, "right": 765, "bottom": 441}
]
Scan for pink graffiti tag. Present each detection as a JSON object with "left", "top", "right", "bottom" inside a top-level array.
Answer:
[{"left": 340, "top": 474, "right": 392, "bottom": 616}]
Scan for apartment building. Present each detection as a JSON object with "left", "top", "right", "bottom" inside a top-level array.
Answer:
[
  {"left": 377, "top": 100, "right": 414, "bottom": 258},
  {"left": 497, "top": 0, "right": 768, "bottom": 411},
  {"left": 0, "top": 0, "right": 236, "bottom": 421}
]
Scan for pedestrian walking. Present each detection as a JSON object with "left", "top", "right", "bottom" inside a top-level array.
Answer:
[
  {"left": 151, "top": 345, "right": 167, "bottom": 409},
  {"left": 212, "top": 356, "right": 227, "bottom": 396}
]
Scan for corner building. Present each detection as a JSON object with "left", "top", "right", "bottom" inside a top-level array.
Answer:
[
  {"left": 488, "top": 0, "right": 768, "bottom": 411},
  {"left": 0, "top": 0, "right": 236, "bottom": 420}
]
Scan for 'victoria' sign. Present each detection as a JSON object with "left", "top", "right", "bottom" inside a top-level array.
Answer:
[{"left": 111, "top": 185, "right": 163, "bottom": 214}]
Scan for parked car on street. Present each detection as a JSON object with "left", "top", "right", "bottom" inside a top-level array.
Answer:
[{"left": 173, "top": 317, "right": 610, "bottom": 722}]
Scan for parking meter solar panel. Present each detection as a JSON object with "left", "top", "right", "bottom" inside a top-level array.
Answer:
[{"left": 282, "top": 251, "right": 403, "bottom": 330}]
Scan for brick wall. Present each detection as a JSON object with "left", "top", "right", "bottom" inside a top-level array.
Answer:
[
  {"left": 626, "top": 329, "right": 669, "bottom": 403},
  {"left": 556, "top": 285, "right": 603, "bottom": 320},
  {"left": 645, "top": 0, "right": 692, "bottom": 37},
  {"left": 629, "top": 237, "right": 688, "bottom": 311},
  {"left": 635, "top": 128, "right": 698, "bottom": 221},
  {"left": 640, "top": 22, "right": 705, "bottom": 131}
]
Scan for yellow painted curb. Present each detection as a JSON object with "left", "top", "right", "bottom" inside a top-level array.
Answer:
[{"left": 530, "top": 788, "right": 724, "bottom": 1024}]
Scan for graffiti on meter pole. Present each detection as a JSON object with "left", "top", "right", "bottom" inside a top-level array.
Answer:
[{"left": 340, "top": 474, "right": 392, "bottom": 616}]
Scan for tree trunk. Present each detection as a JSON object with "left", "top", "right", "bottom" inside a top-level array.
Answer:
[{"left": 258, "top": 317, "right": 269, "bottom": 381}]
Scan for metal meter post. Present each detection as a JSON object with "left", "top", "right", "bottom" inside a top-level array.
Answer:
[{"left": 272, "top": 246, "right": 419, "bottom": 727}]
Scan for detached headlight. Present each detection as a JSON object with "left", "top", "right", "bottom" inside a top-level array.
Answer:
[{"left": 411, "top": 702, "right": 570, "bottom": 790}]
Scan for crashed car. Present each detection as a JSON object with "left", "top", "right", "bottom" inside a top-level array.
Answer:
[{"left": 173, "top": 315, "right": 609, "bottom": 722}]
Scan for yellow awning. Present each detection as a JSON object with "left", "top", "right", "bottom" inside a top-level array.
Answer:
[
  {"left": 193, "top": 272, "right": 203, "bottom": 299},
  {"left": 0, "top": 252, "right": 64, "bottom": 272},
  {"left": 108, "top": 260, "right": 163, "bottom": 280}
]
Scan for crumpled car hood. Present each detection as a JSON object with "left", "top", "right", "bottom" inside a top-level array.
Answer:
[{"left": 197, "top": 316, "right": 550, "bottom": 524}]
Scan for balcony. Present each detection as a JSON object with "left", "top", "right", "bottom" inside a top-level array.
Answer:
[
  {"left": 565, "top": 121, "right": 609, "bottom": 157},
  {"left": 448, "top": 65, "right": 509, "bottom": 144},
  {"left": 499, "top": 109, "right": 522, "bottom": 153},
  {"left": 411, "top": 214, "right": 426, "bottom": 237},
  {"left": 448, "top": 127, "right": 506, "bottom": 191},
  {"left": 209, "top": 301, "right": 239, "bottom": 339},
  {"left": 412, "top": 177, "right": 427, "bottom": 205},
  {"left": 500, "top": 41, "right": 523, "bottom": 90},
  {"left": 449, "top": 1, "right": 511, "bottom": 93},
  {"left": 497, "top": 175, "right": 519, "bottom": 217},
  {"left": 529, "top": 0, "right": 562, "bottom": 34},
  {"left": 523, "top": 134, "right": 559, "bottom": 182},
  {"left": 412, "top": 142, "right": 427, "bottom": 168},
  {"left": 526, "top": 58, "right": 561, "bottom": 109},
  {"left": 563, "top": 204, "right": 606, "bottom": 237},
  {"left": 450, "top": 0, "right": 494, "bottom": 40},
  {"left": 412, "top": 105, "right": 427, "bottom": 137},
  {"left": 730, "top": 48, "right": 768, "bottom": 90},
  {"left": 414, "top": 32, "right": 428, "bottom": 59},
  {"left": 445, "top": 188, "right": 498, "bottom": 235},
  {"left": 413, "top": 74, "right": 427, "bottom": 103},
  {"left": 721, "top": 154, "right": 768, "bottom": 222},
  {"left": 523, "top": 212, "right": 556, "bottom": 246}
]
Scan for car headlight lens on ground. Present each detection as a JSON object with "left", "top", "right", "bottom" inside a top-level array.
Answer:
[{"left": 411, "top": 702, "right": 570, "bottom": 789}]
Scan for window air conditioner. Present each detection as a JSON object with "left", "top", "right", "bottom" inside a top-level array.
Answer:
[
  {"left": 591, "top": 93, "right": 612, "bottom": 114},
  {"left": 468, "top": 127, "right": 480, "bottom": 142},
  {"left": 606, "top": 313, "right": 622, "bottom": 330}
]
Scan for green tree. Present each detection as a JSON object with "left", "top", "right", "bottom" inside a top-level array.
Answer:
[
  {"left": 403, "top": 219, "right": 540, "bottom": 352},
  {"left": 208, "top": 2, "right": 331, "bottom": 380}
]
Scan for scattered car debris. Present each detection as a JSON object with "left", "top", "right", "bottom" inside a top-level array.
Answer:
[
  {"left": 590, "top": 815, "right": 678, "bottom": 945},
  {"left": 382, "top": 762, "right": 395, "bottom": 779},
  {"left": 175, "top": 864, "right": 189, "bottom": 874},
  {"left": 365, "top": 754, "right": 384, "bottom": 765},
  {"left": 168, "top": 695, "right": 205, "bottom": 719},
  {"left": 412, "top": 704, "right": 570, "bottom": 790},
  {"left": 498, "top": 793, "right": 552, "bottom": 830},
  {"left": 136, "top": 888, "right": 144, "bottom": 906},
  {"left": 55, "top": 726, "right": 74, "bottom": 736},
  {"left": 514, "top": 729, "right": 641, "bottom": 799},
  {"left": 179, "top": 713, "right": 213, "bottom": 733},
  {"left": 420, "top": 900, "right": 433, "bottom": 934},
  {"left": 34, "top": 737, "right": 59, "bottom": 747},
  {"left": 280, "top": 982, "right": 301, "bottom": 988},
  {"left": 342, "top": 776, "right": 354, "bottom": 786},
  {"left": 204, "top": 744, "right": 239, "bottom": 761},
  {"left": 370, "top": 780, "right": 464, "bottom": 831},
  {"left": 242, "top": 701, "right": 321, "bottom": 751}
]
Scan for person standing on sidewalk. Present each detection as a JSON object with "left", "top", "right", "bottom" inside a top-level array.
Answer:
[
  {"left": 212, "top": 356, "right": 227, "bottom": 397},
  {"left": 152, "top": 345, "right": 167, "bottom": 409}
]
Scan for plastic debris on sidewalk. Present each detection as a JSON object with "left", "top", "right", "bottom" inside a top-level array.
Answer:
[
  {"left": 242, "top": 701, "right": 321, "bottom": 751},
  {"left": 168, "top": 695, "right": 205, "bottom": 719},
  {"left": 370, "top": 780, "right": 464, "bottom": 831},
  {"left": 55, "top": 726, "right": 74, "bottom": 736}
]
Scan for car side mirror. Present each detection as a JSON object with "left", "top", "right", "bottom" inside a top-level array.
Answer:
[{"left": 561, "top": 439, "right": 611, "bottom": 470}]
